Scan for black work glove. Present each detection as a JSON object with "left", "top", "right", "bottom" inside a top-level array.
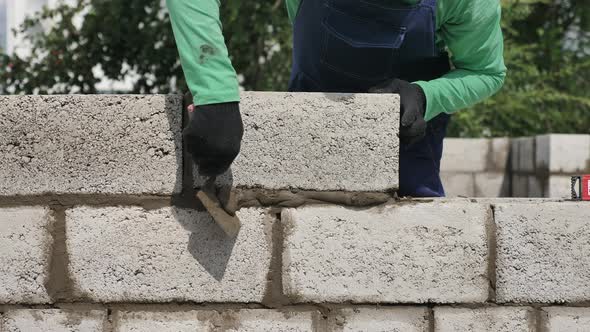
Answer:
[
  {"left": 184, "top": 102, "right": 244, "bottom": 176},
  {"left": 369, "top": 79, "right": 427, "bottom": 146}
]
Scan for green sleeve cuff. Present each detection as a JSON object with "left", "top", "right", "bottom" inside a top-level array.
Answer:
[
  {"left": 194, "top": 91, "right": 241, "bottom": 106},
  {"left": 414, "top": 80, "right": 441, "bottom": 122}
]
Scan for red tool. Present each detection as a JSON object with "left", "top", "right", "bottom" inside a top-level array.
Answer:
[{"left": 571, "top": 175, "right": 590, "bottom": 201}]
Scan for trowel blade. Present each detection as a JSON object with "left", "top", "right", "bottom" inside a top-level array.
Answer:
[{"left": 196, "top": 178, "right": 241, "bottom": 237}]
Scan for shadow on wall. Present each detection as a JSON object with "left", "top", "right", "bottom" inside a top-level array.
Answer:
[{"left": 164, "top": 93, "right": 238, "bottom": 282}]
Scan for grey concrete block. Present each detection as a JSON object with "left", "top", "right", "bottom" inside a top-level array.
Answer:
[
  {"left": 495, "top": 202, "right": 590, "bottom": 303},
  {"left": 490, "top": 138, "right": 511, "bottom": 171},
  {"left": 474, "top": 173, "right": 510, "bottom": 197},
  {"left": 112, "top": 310, "right": 317, "bottom": 332},
  {"left": 2, "top": 309, "right": 106, "bottom": 332},
  {"left": 441, "top": 173, "right": 475, "bottom": 197},
  {"left": 536, "top": 134, "right": 590, "bottom": 174},
  {"left": 194, "top": 92, "right": 400, "bottom": 192},
  {"left": 546, "top": 175, "right": 575, "bottom": 199},
  {"left": 511, "top": 137, "right": 535, "bottom": 173},
  {"left": 282, "top": 201, "right": 490, "bottom": 303},
  {"left": 434, "top": 307, "right": 534, "bottom": 332},
  {"left": 66, "top": 207, "right": 273, "bottom": 303},
  {"left": 511, "top": 175, "right": 529, "bottom": 198},
  {"left": 441, "top": 139, "right": 489, "bottom": 172},
  {"left": 327, "top": 307, "right": 429, "bottom": 332},
  {"left": 528, "top": 176, "right": 544, "bottom": 198},
  {"left": 541, "top": 307, "right": 590, "bottom": 332},
  {"left": 0, "top": 207, "right": 53, "bottom": 304},
  {"left": 0, "top": 95, "right": 182, "bottom": 196}
]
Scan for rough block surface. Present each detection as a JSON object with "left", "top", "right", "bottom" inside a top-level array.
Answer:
[
  {"left": 441, "top": 139, "right": 489, "bottom": 172},
  {"left": 536, "top": 134, "right": 590, "bottom": 174},
  {"left": 495, "top": 202, "right": 590, "bottom": 303},
  {"left": 112, "top": 310, "right": 317, "bottom": 332},
  {"left": 474, "top": 173, "right": 510, "bottom": 197},
  {"left": 0, "top": 95, "right": 182, "bottom": 196},
  {"left": 434, "top": 307, "right": 534, "bottom": 332},
  {"left": 541, "top": 307, "right": 590, "bottom": 332},
  {"left": 282, "top": 201, "right": 490, "bottom": 303},
  {"left": 440, "top": 173, "right": 475, "bottom": 197},
  {"left": 327, "top": 307, "right": 428, "bottom": 331},
  {"left": 66, "top": 207, "right": 273, "bottom": 303},
  {"left": 511, "top": 137, "right": 535, "bottom": 173},
  {"left": 546, "top": 175, "right": 574, "bottom": 198},
  {"left": 2, "top": 309, "right": 106, "bottom": 332},
  {"left": 194, "top": 92, "right": 400, "bottom": 192},
  {"left": 0, "top": 207, "right": 53, "bottom": 304}
]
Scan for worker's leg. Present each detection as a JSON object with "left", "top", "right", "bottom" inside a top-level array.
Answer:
[{"left": 398, "top": 114, "right": 450, "bottom": 197}]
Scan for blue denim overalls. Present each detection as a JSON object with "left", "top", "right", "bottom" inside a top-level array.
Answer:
[{"left": 288, "top": 0, "right": 451, "bottom": 197}]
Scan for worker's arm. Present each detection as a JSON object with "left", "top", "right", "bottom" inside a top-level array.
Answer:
[
  {"left": 166, "top": 0, "right": 239, "bottom": 106},
  {"left": 167, "top": 0, "right": 243, "bottom": 176},
  {"left": 414, "top": 0, "right": 507, "bottom": 121}
]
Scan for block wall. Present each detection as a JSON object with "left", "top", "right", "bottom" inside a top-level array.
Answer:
[
  {"left": 441, "top": 134, "right": 590, "bottom": 198},
  {"left": 1, "top": 94, "right": 589, "bottom": 331}
]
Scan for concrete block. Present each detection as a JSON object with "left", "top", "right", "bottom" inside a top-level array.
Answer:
[
  {"left": 528, "top": 176, "right": 544, "bottom": 198},
  {"left": 441, "top": 173, "right": 475, "bottom": 197},
  {"left": 112, "top": 310, "right": 317, "bottom": 332},
  {"left": 536, "top": 134, "right": 590, "bottom": 174},
  {"left": 546, "top": 175, "right": 575, "bottom": 199},
  {"left": 490, "top": 138, "right": 511, "bottom": 171},
  {"left": 441, "top": 138, "right": 489, "bottom": 172},
  {"left": 511, "top": 175, "right": 529, "bottom": 197},
  {"left": 0, "top": 207, "right": 53, "bottom": 304},
  {"left": 541, "top": 307, "right": 590, "bottom": 332},
  {"left": 495, "top": 202, "right": 590, "bottom": 303},
  {"left": 66, "top": 207, "right": 273, "bottom": 303},
  {"left": 0, "top": 95, "right": 182, "bottom": 196},
  {"left": 327, "top": 307, "right": 429, "bottom": 331},
  {"left": 2, "top": 309, "right": 106, "bottom": 332},
  {"left": 434, "top": 307, "right": 534, "bottom": 332},
  {"left": 194, "top": 92, "right": 400, "bottom": 192},
  {"left": 511, "top": 137, "right": 535, "bottom": 173},
  {"left": 474, "top": 173, "right": 510, "bottom": 197},
  {"left": 282, "top": 202, "right": 490, "bottom": 303}
]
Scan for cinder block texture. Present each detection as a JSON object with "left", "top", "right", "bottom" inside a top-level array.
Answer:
[
  {"left": 194, "top": 92, "right": 400, "bottom": 192},
  {"left": 441, "top": 139, "right": 489, "bottom": 172},
  {"left": 327, "top": 307, "right": 429, "bottom": 332},
  {"left": 112, "top": 310, "right": 317, "bottom": 332},
  {"left": 491, "top": 138, "right": 511, "bottom": 171},
  {"left": 511, "top": 137, "right": 535, "bottom": 173},
  {"left": 0, "top": 95, "right": 182, "bottom": 196},
  {"left": 511, "top": 175, "right": 529, "bottom": 198},
  {"left": 434, "top": 307, "right": 534, "bottom": 332},
  {"left": 440, "top": 173, "right": 475, "bottom": 197},
  {"left": 2, "top": 309, "right": 106, "bottom": 332},
  {"left": 546, "top": 175, "right": 574, "bottom": 198},
  {"left": 0, "top": 207, "right": 53, "bottom": 304},
  {"left": 536, "top": 134, "right": 590, "bottom": 174},
  {"left": 474, "top": 173, "right": 510, "bottom": 197},
  {"left": 66, "top": 207, "right": 273, "bottom": 303},
  {"left": 282, "top": 202, "right": 490, "bottom": 303},
  {"left": 541, "top": 307, "right": 590, "bottom": 332},
  {"left": 495, "top": 202, "right": 590, "bottom": 303}
]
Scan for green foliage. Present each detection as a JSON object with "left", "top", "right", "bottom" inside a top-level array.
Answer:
[
  {"left": 0, "top": 0, "right": 292, "bottom": 94},
  {"left": 447, "top": 0, "right": 590, "bottom": 137},
  {"left": 1, "top": 0, "right": 588, "bottom": 136}
]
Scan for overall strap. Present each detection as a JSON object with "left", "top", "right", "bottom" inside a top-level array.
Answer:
[{"left": 421, "top": 0, "right": 437, "bottom": 9}]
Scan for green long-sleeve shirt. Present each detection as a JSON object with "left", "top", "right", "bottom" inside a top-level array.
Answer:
[{"left": 167, "top": 0, "right": 506, "bottom": 121}]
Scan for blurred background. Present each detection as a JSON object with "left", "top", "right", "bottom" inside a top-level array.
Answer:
[{"left": 0, "top": 0, "right": 588, "bottom": 138}]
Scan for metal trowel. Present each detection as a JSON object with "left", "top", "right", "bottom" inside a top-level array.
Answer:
[{"left": 196, "top": 177, "right": 241, "bottom": 237}]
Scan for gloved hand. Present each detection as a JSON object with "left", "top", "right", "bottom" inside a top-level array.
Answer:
[
  {"left": 184, "top": 102, "right": 244, "bottom": 176},
  {"left": 369, "top": 79, "right": 427, "bottom": 146}
]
